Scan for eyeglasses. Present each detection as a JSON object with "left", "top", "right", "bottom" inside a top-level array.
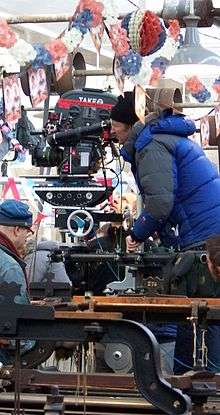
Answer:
[{"left": 20, "top": 226, "right": 34, "bottom": 235}]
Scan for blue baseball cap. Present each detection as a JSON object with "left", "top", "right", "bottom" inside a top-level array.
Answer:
[{"left": 0, "top": 199, "right": 33, "bottom": 227}]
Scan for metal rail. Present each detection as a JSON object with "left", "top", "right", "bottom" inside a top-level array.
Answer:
[
  {"left": 5, "top": 14, "right": 72, "bottom": 24},
  {"left": 0, "top": 392, "right": 164, "bottom": 414},
  {"left": 4, "top": 6, "right": 220, "bottom": 26}
]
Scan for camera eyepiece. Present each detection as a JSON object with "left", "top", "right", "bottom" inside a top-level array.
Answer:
[{"left": 200, "top": 253, "right": 207, "bottom": 264}]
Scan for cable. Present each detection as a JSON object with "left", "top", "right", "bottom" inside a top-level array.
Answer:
[
  {"left": 144, "top": 89, "right": 220, "bottom": 123},
  {"left": 57, "top": 156, "right": 68, "bottom": 173},
  {"left": 95, "top": 233, "right": 120, "bottom": 281},
  {"left": 207, "top": 358, "right": 220, "bottom": 372},
  {"left": 198, "top": 32, "right": 220, "bottom": 42},
  {"left": 100, "top": 142, "right": 109, "bottom": 190},
  {"left": 173, "top": 356, "right": 194, "bottom": 370},
  {"left": 104, "top": 167, "right": 120, "bottom": 189},
  {"left": 117, "top": 155, "right": 124, "bottom": 252},
  {"left": 195, "top": 337, "right": 220, "bottom": 372},
  {"left": 159, "top": 344, "right": 194, "bottom": 371},
  {"left": 118, "top": 156, "right": 125, "bottom": 174},
  {"left": 127, "top": 0, "right": 140, "bottom": 9},
  {"left": 194, "top": 107, "right": 215, "bottom": 122},
  {"left": 159, "top": 334, "right": 220, "bottom": 373}
]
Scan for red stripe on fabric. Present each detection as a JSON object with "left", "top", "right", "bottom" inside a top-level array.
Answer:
[{"left": 57, "top": 98, "right": 114, "bottom": 110}]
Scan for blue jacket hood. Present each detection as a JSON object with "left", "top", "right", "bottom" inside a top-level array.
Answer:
[{"left": 135, "top": 112, "right": 196, "bottom": 152}]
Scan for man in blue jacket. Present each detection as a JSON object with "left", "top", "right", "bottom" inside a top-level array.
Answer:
[
  {"left": 111, "top": 92, "right": 220, "bottom": 251},
  {"left": 110, "top": 92, "right": 220, "bottom": 374}
]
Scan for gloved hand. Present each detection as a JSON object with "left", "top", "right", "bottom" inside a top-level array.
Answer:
[{"left": 126, "top": 235, "right": 141, "bottom": 252}]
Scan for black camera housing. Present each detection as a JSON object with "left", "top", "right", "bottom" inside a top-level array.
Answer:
[
  {"left": 32, "top": 89, "right": 118, "bottom": 210},
  {"left": 32, "top": 88, "right": 117, "bottom": 176}
]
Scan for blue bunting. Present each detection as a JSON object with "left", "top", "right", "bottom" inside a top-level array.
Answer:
[
  {"left": 72, "top": 10, "right": 93, "bottom": 35},
  {"left": 31, "top": 43, "right": 53, "bottom": 68},
  {"left": 151, "top": 57, "right": 169, "bottom": 74},
  {"left": 192, "top": 88, "right": 211, "bottom": 103}
]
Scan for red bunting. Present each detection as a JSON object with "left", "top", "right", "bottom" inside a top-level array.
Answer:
[
  {"left": 2, "top": 177, "right": 20, "bottom": 200},
  {"left": 33, "top": 212, "right": 48, "bottom": 225}
]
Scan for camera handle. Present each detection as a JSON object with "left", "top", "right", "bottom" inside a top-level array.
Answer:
[{"left": 67, "top": 209, "right": 94, "bottom": 237}]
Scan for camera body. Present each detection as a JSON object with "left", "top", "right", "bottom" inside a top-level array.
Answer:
[
  {"left": 32, "top": 88, "right": 118, "bottom": 211},
  {"left": 32, "top": 88, "right": 117, "bottom": 174}
]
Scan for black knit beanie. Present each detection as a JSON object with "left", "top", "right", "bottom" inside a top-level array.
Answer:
[{"left": 110, "top": 91, "right": 139, "bottom": 126}]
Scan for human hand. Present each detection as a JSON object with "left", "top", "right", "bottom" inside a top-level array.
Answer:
[
  {"left": 126, "top": 235, "right": 141, "bottom": 252},
  {"left": 0, "top": 338, "right": 10, "bottom": 348},
  {"left": 109, "top": 198, "right": 120, "bottom": 213}
]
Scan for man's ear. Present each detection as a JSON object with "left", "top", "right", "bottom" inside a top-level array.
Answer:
[
  {"left": 207, "top": 256, "right": 220, "bottom": 281},
  {"left": 13, "top": 226, "right": 20, "bottom": 237},
  {"left": 207, "top": 256, "right": 212, "bottom": 274}
]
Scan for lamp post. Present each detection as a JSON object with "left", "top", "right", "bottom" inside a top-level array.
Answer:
[{"left": 165, "top": 0, "right": 220, "bottom": 82}]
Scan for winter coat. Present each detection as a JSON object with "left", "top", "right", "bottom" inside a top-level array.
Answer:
[
  {"left": 25, "top": 240, "right": 72, "bottom": 285},
  {"left": 121, "top": 110, "right": 220, "bottom": 249},
  {"left": 0, "top": 245, "right": 29, "bottom": 304}
]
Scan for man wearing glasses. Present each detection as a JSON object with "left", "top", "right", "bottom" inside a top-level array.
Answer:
[{"left": 0, "top": 199, "right": 33, "bottom": 364}]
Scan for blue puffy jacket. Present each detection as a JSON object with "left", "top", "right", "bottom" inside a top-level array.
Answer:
[{"left": 121, "top": 110, "right": 220, "bottom": 249}]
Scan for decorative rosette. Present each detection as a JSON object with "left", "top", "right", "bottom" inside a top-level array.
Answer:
[
  {"left": 186, "top": 76, "right": 211, "bottom": 103},
  {"left": 109, "top": 22, "right": 130, "bottom": 57},
  {"left": 0, "top": 47, "right": 20, "bottom": 72},
  {"left": 0, "top": 18, "right": 17, "bottom": 48},
  {"left": 118, "top": 50, "right": 142, "bottom": 76},
  {"left": 10, "top": 39, "right": 37, "bottom": 66},
  {"left": 62, "top": 27, "right": 83, "bottom": 53},
  {"left": 73, "top": 0, "right": 104, "bottom": 32},
  {"left": 213, "top": 77, "right": 220, "bottom": 95},
  {"left": 149, "top": 68, "right": 162, "bottom": 86},
  {"left": 151, "top": 57, "right": 169, "bottom": 75},
  {"left": 138, "top": 11, "right": 166, "bottom": 56},
  {"left": 45, "top": 39, "right": 68, "bottom": 64},
  {"left": 0, "top": 3, "right": 182, "bottom": 97},
  {"left": 119, "top": 14, "right": 180, "bottom": 87}
]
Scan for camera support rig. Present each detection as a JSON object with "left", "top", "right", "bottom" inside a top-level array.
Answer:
[
  {"left": 0, "top": 281, "right": 190, "bottom": 415},
  {"left": 3, "top": 282, "right": 220, "bottom": 414}
]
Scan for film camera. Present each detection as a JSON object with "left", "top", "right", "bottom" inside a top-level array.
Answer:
[
  {"left": 29, "top": 89, "right": 123, "bottom": 299},
  {"left": 31, "top": 88, "right": 119, "bottom": 236},
  {"left": 29, "top": 89, "right": 211, "bottom": 300}
]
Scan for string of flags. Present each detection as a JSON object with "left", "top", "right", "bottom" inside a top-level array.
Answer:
[{"left": 0, "top": 0, "right": 218, "bottom": 128}]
